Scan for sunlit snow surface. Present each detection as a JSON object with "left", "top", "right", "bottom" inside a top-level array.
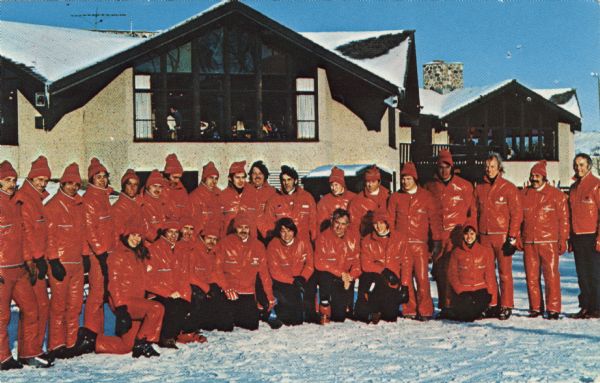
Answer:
[{"left": 5, "top": 253, "right": 600, "bottom": 382}]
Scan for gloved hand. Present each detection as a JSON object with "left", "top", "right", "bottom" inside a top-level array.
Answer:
[
  {"left": 25, "top": 261, "right": 37, "bottom": 286},
  {"left": 208, "top": 283, "right": 222, "bottom": 299},
  {"left": 96, "top": 252, "right": 109, "bottom": 277},
  {"left": 114, "top": 305, "right": 132, "bottom": 337},
  {"left": 0, "top": 275, "right": 4, "bottom": 285},
  {"left": 49, "top": 259, "right": 66, "bottom": 281},
  {"left": 224, "top": 288, "right": 239, "bottom": 301},
  {"left": 595, "top": 239, "right": 600, "bottom": 253},
  {"left": 381, "top": 268, "right": 399, "bottom": 287},
  {"left": 82, "top": 256, "right": 91, "bottom": 274},
  {"left": 191, "top": 285, "right": 207, "bottom": 302},
  {"left": 293, "top": 276, "right": 306, "bottom": 292},
  {"left": 502, "top": 237, "right": 517, "bottom": 256},
  {"left": 558, "top": 241, "right": 567, "bottom": 255},
  {"left": 33, "top": 257, "right": 48, "bottom": 280},
  {"left": 431, "top": 240, "right": 443, "bottom": 261},
  {"left": 398, "top": 285, "right": 409, "bottom": 304}
]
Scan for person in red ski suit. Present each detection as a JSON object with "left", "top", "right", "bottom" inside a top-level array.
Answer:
[
  {"left": 218, "top": 161, "right": 261, "bottom": 236},
  {"left": 189, "top": 161, "right": 222, "bottom": 236},
  {"left": 162, "top": 153, "right": 191, "bottom": 221},
  {"left": 141, "top": 170, "right": 167, "bottom": 242},
  {"left": 112, "top": 169, "right": 144, "bottom": 241},
  {"left": 316, "top": 166, "right": 355, "bottom": 232},
  {"left": 348, "top": 166, "right": 389, "bottom": 236}
]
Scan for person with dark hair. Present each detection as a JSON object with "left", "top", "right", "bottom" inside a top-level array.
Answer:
[
  {"left": 0, "top": 161, "right": 51, "bottom": 369},
  {"left": 388, "top": 162, "right": 442, "bottom": 321},
  {"left": 190, "top": 161, "right": 222, "bottom": 235},
  {"left": 267, "top": 218, "right": 314, "bottom": 326},
  {"left": 474, "top": 153, "right": 522, "bottom": 320},
  {"left": 348, "top": 165, "right": 389, "bottom": 236},
  {"left": 218, "top": 161, "right": 261, "bottom": 236},
  {"left": 141, "top": 170, "right": 167, "bottom": 242},
  {"left": 73, "top": 219, "right": 162, "bottom": 358},
  {"left": 521, "top": 161, "right": 569, "bottom": 319},
  {"left": 444, "top": 222, "right": 497, "bottom": 322},
  {"left": 424, "top": 149, "right": 476, "bottom": 311},
  {"left": 45, "top": 163, "right": 85, "bottom": 361},
  {"left": 569, "top": 153, "right": 600, "bottom": 319},
  {"left": 213, "top": 213, "right": 275, "bottom": 330},
  {"left": 82, "top": 158, "right": 115, "bottom": 339},
  {"left": 316, "top": 167, "right": 356, "bottom": 232},
  {"left": 15, "top": 156, "right": 52, "bottom": 359},
  {"left": 162, "top": 153, "right": 191, "bottom": 221},
  {"left": 249, "top": 160, "right": 276, "bottom": 215},
  {"left": 112, "top": 169, "right": 144, "bottom": 242},
  {"left": 313, "top": 208, "right": 360, "bottom": 324},
  {"left": 354, "top": 209, "right": 410, "bottom": 324}
]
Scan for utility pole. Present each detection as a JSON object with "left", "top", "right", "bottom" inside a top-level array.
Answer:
[
  {"left": 592, "top": 72, "right": 600, "bottom": 123},
  {"left": 71, "top": 7, "right": 126, "bottom": 30}
]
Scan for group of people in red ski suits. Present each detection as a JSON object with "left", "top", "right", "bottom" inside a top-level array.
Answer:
[{"left": 1, "top": 148, "right": 599, "bottom": 369}]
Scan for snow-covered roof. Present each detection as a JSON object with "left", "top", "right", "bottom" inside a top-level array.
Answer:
[
  {"left": 304, "top": 164, "right": 391, "bottom": 179},
  {"left": 420, "top": 80, "right": 581, "bottom": 119},
  {"left": 300, "top": 31, "right": 411, "bottom": 92},
  {"left": 0, "top": 20, "right": 144, "bottom": 82}
]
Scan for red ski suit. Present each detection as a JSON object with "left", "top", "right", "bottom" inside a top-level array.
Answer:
[
  {"left": 219, "top": 186, "right": 261, "bottom": 236},
  {"left": 316, "top": 191, "right": 356, "bottom": 232},
  {"left": 141, "top": 191, "right": 167, "bottom": 242},
  {"left": 253, "top": 183, "right": 277, "bottom": 214},
  {"left": 521, "top": 184, "right": 569, "bottom": 313},
  {"left": 348, "top": 187, "right": 389, "bottom": 235},
  {"left": 185, "top": 239, "right": 218, "bottom": 293},
  {"left": 189, "top": 183, "right": 222, "bottom": 235},
  {"left": 112, "top": 193, "right": 144, "bottom": 240},
  {"left": 95, "top": 243, "right": 164, "bottom": 354},
  {"left": 15, "top": 180, "right": 50, "bottom": 352},
  {"left": 267, "top": 237, "right": 314, "bottom": 284},
  {"left": 475, "top": 175, "right": 522, "bottom": 308},
  {"left": 0, "top": 190, "right": 41, "bottom": 361},
  {"left": 314, "top": 229, "right": 361, "bottom": 280},
  {"left": 163, "top": 182, "right": 191, "bottom": 221},
  {"left": 146, "top": 238, "right": 191, "bottom": 302},
  {"left": 360, "top": 232, "right": 412, "bottom": 287},
  {"left": 261, "top": 188, "right": 317, "bottom": 241},
  {"left": 387, "top": 187, "right": 442, "bottom": 317},
  {"left": 45, "top": 189, "right": 85, "bottom": 351},
  {"left": 569, "top": 172, "right": 600, "bottom": 239}
]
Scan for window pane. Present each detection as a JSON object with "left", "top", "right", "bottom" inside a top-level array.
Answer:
[
  {"left": 228, "top": 27, "right": 255, "bottom": 74},
  {"left": 296, "top": 78, "right": 314, "bottom": 92},
  {"left": 135, "top": 93, "right": 153, "bottom": 139},
  {"left": 262, "top": 92, "right": 288, "bottom": 140},
  {"left": 296, "top": 94, "right": 315, "bottom": 120},
  {"left": 135, "top": 75, "right": 151, "bottom": 90},
  {"left": 231, "top": 92, "right": 256, "bottom": 139},
  {"left": 198, "top": 93, "right": 223, "bottom": 140},
  {"left": 297, "top": 122, "right": 315, "bottom": 139},
  {"left": 135, "top": 120, "right": 154, "bottom": 140},
  {"left": 198, "top": 28, "right": 224, "bottom": 74},
  {"left": 261, "top": 44, "right": 286, "bottom": 74},
  {"left": 135, "top": 56, "right": 160, "bottom": 73}
]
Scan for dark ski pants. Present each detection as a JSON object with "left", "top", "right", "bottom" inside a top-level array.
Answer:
[
  {"left": 354, "top": 272, "right": 401, "bottom": 323},
  {"left": 272, "top": 280, "right": 303, "bottom": 326},
  {"left": 316, "top": 271, "right": 348, "bottom": 322},
  {"left": 572, "top": 234, "right": 600, "bottom": 313}
]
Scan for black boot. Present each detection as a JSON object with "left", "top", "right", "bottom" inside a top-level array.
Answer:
[
  {"left": 567, "top": 308, "right": 588, "bottom": 319},
  {"left": 158, "top": 338, "right": 178, "bottom": 349},
  {"left": 132, "top": 338, "right": 160, "bottom": 358},
  {"left": 498, "top": 307, "right": 512, "bottom": 320},
  {"left": 528, "top": 310, "right": 542, "bottom": 318},
  {"left": 48, "top": 345, "right": 75, "bottom": 361},
  {"left": 18, "top": 355, "right": 53, "bottom": 368},
  {"left": 0, "top": 357, "right": 23, "bottom": 370},
  {"left": 73, "top": 327, "right": 97, "bottom": 356},
  {"left": 546, "top": 311, "right": 560, "bottom": 320}
]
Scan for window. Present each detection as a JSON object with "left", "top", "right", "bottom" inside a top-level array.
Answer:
[
  {"left": 296, "top": 78, "right": 316, "bottom": 140},
  {"left": 0, "top": 67, "right": 18, "bottom": 145},
  {"left": 134, "top": 75, "right": 153, "bottom": 140}
]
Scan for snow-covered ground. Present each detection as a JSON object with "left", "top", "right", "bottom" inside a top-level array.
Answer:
[
  {"left": 5, "top": 252, "right": 600, "bottom": 383},
  {"left": 575, "top": 131, "right": 600, "bottom": 156}
]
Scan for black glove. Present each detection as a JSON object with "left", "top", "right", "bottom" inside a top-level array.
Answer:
[
  {"left": 502, "top": 237, "right": 517, "bottom": 256},
  {"left": 293, "top": 276, "right": 306, "bottom": 292},
  {"left": 381, "top": 268, "right": 399, "bottom": 287},
  {"left": 82, "top": 256, "right": 91, "bottom": 274},
  {"left": 191, "top": 285, "right": 207, "bottom": 302},
  {"left": 398, "top": 285, "right": 409, "bottom": 304},
  {"left": 114, "top": 305, "right": 132, "bottom": 337},
  {"left": 208, "top": 283, "right": 222, "bottom": 299},
  {"left": 24, "top": 262, "right": 37, "bottom": 286},
  {"left": 49, "top": 259, "right": 66, "bottom": 282},
  {"left": 96, "top": 252, "right": 109, "bottom": 277},
  {"left": 0, "top": 275, "right": 4, "bottom": 285},
  {"left": 431, "top": 240, "right": 443, "bottom": 261},
  {"left": 34, "top": 257, "right": 48, "bottom": 280}
]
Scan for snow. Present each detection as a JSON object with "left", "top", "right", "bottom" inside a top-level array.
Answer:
[
  {"left": 533, "top": 88, "right": 582, "bottom": 118},
  {"left": 6, "top": 252, "right": 600, "bottom": 382},
  {"left": 574, "top": 131, "right": 600, "bottom": 156},
  {"left": 0, "top": 21, "right": 144, "bottom": 83},
  {"left": 300, "top": 31, "right": 410, "bottom": 92},
  {"left": 304, "top": 164, "right": 391, "bottom": 178}
]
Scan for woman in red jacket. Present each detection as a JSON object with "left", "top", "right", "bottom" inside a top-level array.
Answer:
[
  {"left": 267, "top": 218, "right": 314, "bottom": 326},
  {"left": 444, "top": 223, "right": 498, "bottom": 322}
]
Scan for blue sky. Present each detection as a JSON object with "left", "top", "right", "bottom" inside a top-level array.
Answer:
[{"left": 2, "top": 0, "right": 599, "bottom": 131}]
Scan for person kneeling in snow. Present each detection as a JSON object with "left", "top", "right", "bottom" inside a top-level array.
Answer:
[
  {"left": 441, "top": 222, "right": 498, "bottom": 322},
  {"left": 267, "top": 218, "right": 314, "bottom": 326},
  {"left": 74, "top": 219, "right": 162, "bottom": 358},
  {"left": 354, "top": 209, "right": 410, "bottom": 324}
]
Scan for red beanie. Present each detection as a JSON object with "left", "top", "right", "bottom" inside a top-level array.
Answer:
[
  {"left": 229, "top": 161, "right": 246, "bottom": 175},
  {"left": 401, "top": 162, "right": 418, "bottom": 181},
  {"left": 122, "top": 216, "right": 145, "bottom": 236},
  {"left": 120, "top": 169, "right": 139, "bottom": 186},
  {"left": 364, "top": 166, "right": 381, "bottom": 182},
  {"left": 87, "top": 157, "right": 107, "bottom": 179},
  {"left": 234, "top": 212, "right": 252, "bottom": 228},
  {"left": 372, "top": 208, "right": 389, "bottom": 224},
  {"left": 202, "top": 222, "right": 221, "bottom": 237},
  {"left": 146, "top": 169, "right": 164, "bottom": 187},
  {"left": 164, "top": 153, "right": 183, "bottom": 175},
  {"left": 180, "top": 215, "right": 195, "bottom": 229},
  {"left": 163, "top": 218, "right": 181, "bottom": 231},
  {"left": 0, "top": 160, "right": 17, "bottom": 179},
  {"left": 60, "top": 163, "right": 82, "bottom": 184},
  {"left": 202, "top": 161, "right": 219, "bottom": 180},
  {"left": 28, "top": 156, "right": 51, "bottom": 179},
  {"left": 437, "top": 149, "right": 454, "bottom": 167},
  {"left": 530, "top": 160, "right": 547, "bottom": 178},
  {"left": 329, "top": 166, "right": 346, "bottom": 187}
]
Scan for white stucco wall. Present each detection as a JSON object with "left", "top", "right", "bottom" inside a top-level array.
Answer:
[
  {"left": 502, "top": 161, "right": 561, "bottom": 188},
  {"left": 558, "top": 122, "right": 574, "bottom": 187}
]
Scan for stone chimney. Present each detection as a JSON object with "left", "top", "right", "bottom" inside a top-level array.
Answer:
[{"left": 423, "top": 60, "right": 463, "bottom": 94}]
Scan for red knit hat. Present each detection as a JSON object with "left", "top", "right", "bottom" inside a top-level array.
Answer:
[
  {"left": 329, "top": 166, "right": 346, "bottom": 187},
  {"left": 87, "top": 157, "right": 107, "bottom": 179},
  {"left": 180, "top": 215, "right": 196, "bottom": 229},
  {"left": 365, "top": 166, "right": 381, "bottom": 182},
  {"left": 163, "top": 218, "right": 181, "bottom": 231},
  {"left": 146, "top": 169, "right": 164, "bottom": 187},
  {"left": 234, "top": 212, "right": 252, "bottom": 228},
  {"left": 60, "top": 163, "right": 82, "bottom": 184},
  {"left": 122, "top": 216, "right": 145, "bottom": 236},
  {"left": 0, "top": 161, "right": 17, "bottom": 179},
  {"left": 202, "top": 161, "right": 219, "bottom": 180},
  {"left": 120, "top": 169, "right": 139, "bottom": 186},
  {"left": 202, "top": 222, "right": 221, "bottom": 237},
  {"left": 437, "top": 149, "right": 454, "bottom": 167},
  {"left": 372, "top": 208, "right": 389, "bottom": 224},
  {"left": 229, "top": 161, "right": 246, "bottom": 175},
  {"left": 164, "top": 153, "right": 183, "bottom": 175},
  {"left": 530, "top": 160, "right": 547, "bottom": 178},
  {"left": 28, "top": 156, "right": 51, "bottom": 179},
  {"left": 401, "top": 162, "right": 418, "bottom": 180}
]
